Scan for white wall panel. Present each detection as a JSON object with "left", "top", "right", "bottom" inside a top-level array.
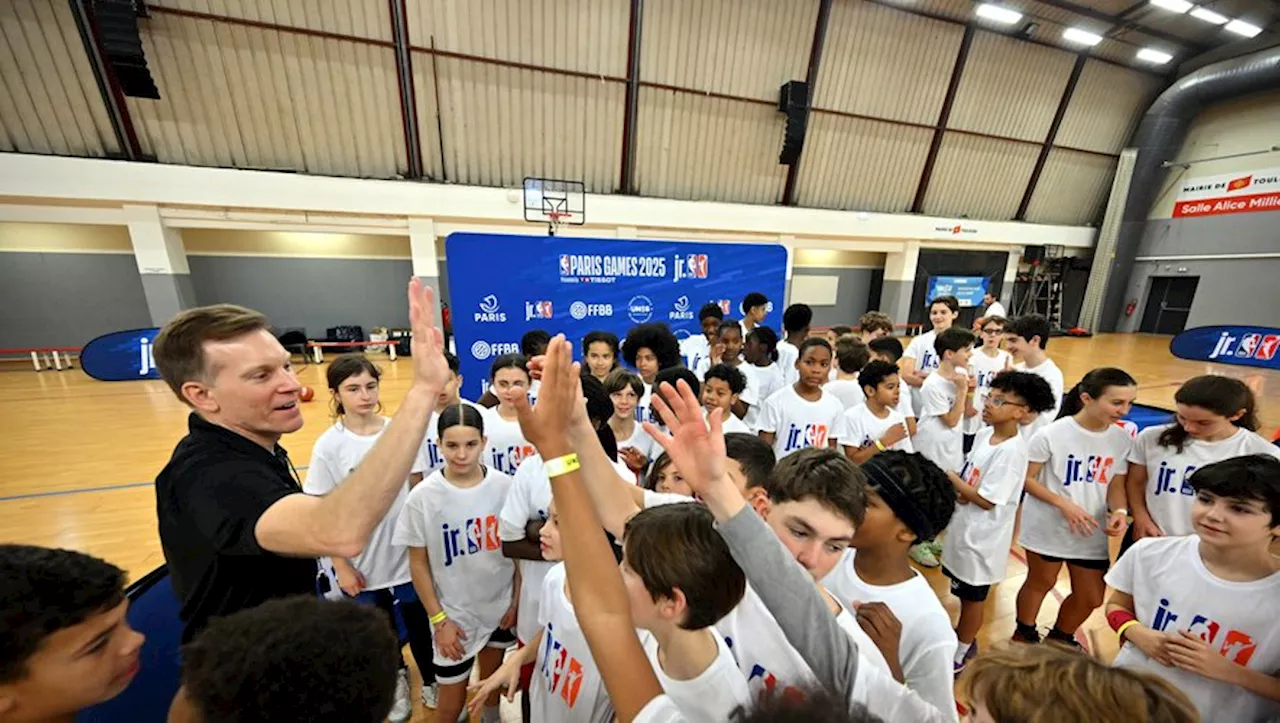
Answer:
[
  {"left": 794, "top": 113, "right": 932, "bottom": 213},
  {"left": 922, "top": 133, "right": 1039, "bottom": 219}
]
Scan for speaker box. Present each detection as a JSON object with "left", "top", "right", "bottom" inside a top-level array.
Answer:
[
  {"left": 94, "top": 0, "right": 160, "bottom": 99},
  {"left": 1023, "top": 245, "right": 1046, "bottom": 264},
  {"left": 778, "top": 80, "right": 809, "bottom": 166}
]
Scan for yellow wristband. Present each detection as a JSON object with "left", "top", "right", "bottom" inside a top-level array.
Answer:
[
  {"left": 429, "top": 611, "right": 448, "bottom": 625},
  {"left": 544, "top": 453, "right": 581, "bottom": 479},
  {"left": 1116, "top": 620, "right": 1139, "bottom": 642},
  {"left": 874, "top": 440, "right": 887, "bottom": 452}
]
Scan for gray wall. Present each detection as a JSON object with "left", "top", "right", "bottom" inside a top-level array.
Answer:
[
  {"left": 790, "top": 267, "right": 876, "bottom": 328},
  {"left": 187, "top": 256, "right": 414, "bottom": 337},
  {"left": 1118, "top": 213, "right": 1280, "bottom": 332},
  {"left": 0, "top": 252, "right": 151, "bottom": 348}
]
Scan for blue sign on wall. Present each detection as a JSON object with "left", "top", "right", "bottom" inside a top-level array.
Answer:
[
  {"left": 926, "top": 276, "right": 989, "bottom": 308},
  {"left": 1170, "top": 325, "right": 1280, "bottom": 371},
  {"left": 81, "top": 327, "right": 163, "bottom": 381},
  {"left": 446, "top": 233, "right": 787, "bottom": 399}
]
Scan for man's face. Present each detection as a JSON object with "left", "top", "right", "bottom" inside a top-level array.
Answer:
[
  {"left": 1, "top": 600, "right": 144, "bottom": 720},
  {"left": 191, "top": 329, "right": 303, "bottom": 444},
  {"left": 764, "top": 498, "right": 855, "bottom": 580}
]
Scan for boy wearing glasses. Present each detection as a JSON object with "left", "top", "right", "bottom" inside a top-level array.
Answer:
[
  {"left": 964, "top": 316, "right": 1012, "bottom": 453},
  {"left": 942, "top": 371, "right": 1057, "bottom": 673}
]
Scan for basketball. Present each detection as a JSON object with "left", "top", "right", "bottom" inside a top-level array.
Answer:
[{"left": 299, "top": 385, "right": 315, "bottom": 402}]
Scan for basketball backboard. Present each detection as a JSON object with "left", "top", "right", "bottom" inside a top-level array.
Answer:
[{"left": 523, "top": 177, "right": 585, "bottom": 233}]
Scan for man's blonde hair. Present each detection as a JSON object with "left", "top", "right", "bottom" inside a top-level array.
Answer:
[
  {"left": 153, "top": 304, "right": 269, "bottom": 403},
  {"left": 960, "top": 643, "right": 1198, "bottom": 723}
]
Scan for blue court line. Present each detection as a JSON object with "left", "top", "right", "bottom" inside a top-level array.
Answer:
[{"left": 0, "top": 466, "right": 310, "bottom": 503}]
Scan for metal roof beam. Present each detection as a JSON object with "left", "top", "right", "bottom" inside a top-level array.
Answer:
[
  {"left": 619, "top": 0, "right": 644, "bottom": 195},
  {"left": 912, "top": 24, "right": 975, "bottom": 214},
  {"left": 1016, "top": 52, "right": 1088, "bottom": 220}
]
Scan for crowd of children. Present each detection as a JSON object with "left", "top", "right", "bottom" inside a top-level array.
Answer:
[{"left": 4, "top": 287, "right": 1279, "bottom": 723}]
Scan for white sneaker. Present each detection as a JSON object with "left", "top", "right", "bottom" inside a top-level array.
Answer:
[
  {"left": 420, "top": 681, "right": 439, "bottom": 709},
  {"left": 388, "top": 669, "right": 411, "bottom": 722},
  {"left": 909, "top": 542, "right": 941, "bottom": 568}
]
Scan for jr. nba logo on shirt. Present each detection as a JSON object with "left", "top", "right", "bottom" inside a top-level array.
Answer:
[
  {"left": 540, "top": 622, "right": 585, "bottom": 707},
  {"left": 783, "top": 423, "right": 829, "bottom": 452},
  {"left": 1151, "top": 598, "right": 1258, "bottom": 665},
  {"left": 490, "top": 445, "right": 535, "bottom": 475},
  {"left": 1063, "top": 454, "right": 1115, "bottom": 486},
  {"left": 1153, "top": 461, "right": 1197, "bottom": 498},
  {"left": 441, "top": 515, "right": 501, "bottom": 566},
  {"left": 959, "top": 460, "right": 983, "bottom": 488}
]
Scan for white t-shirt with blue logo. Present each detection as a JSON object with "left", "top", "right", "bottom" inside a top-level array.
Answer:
[
  {"left": 481, "top": 406, "right": 536, "bottom": 476},
  {"left": 531, "top": 562, "right": 615, "bottom": 723},
  {"left": 393, "top": 467, "right": 514, "bottom": 666},
  {"left": 758, "top": 385, "right": 845, "bottom": 459},
  {"left": 835, "top": 403, "right": 913, "bottom": 453},
  {"left": 913, "top": 371, "right": 967, "bottom": 474},
  {"left": 1129, "top": 424, "right": 1280, "bottom": 537},
  {"left": 903, "top": 330, "right": 940, "bottom": 411},
  {"left": 639, "top": 629, "right": 750, "bottom": 723},
  {"left": 498, "top": 455, "right": 556, "bottom": 646},
  {"left": 1107, "top": 535, "right": 1280, "bottom": 723},
  {"left": 1018, "top": 417, "right": 1131, "bottom": 560},
  {"left": 414, "top": 399, "right": 483, "bottom": 475},
  {"left": 741, "top": 362, "right": 783, "bottom": 430},
  {"left": 681, "top": 334, "right": 711, "bottom": 372},
  {"left": 963, "top": 348, "right": 1011, "bottom": 435}
]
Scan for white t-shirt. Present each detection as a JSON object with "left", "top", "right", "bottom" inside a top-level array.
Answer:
[
  {"left": 903, "top": 330, "right": 940, "bottom": 411},
  {"left": 498, "top": 455, "right": 556, "bottom": 646},
  {"left": 393, "top": 467, "right": 514, "bottom": 666},
  {"left": 1130, "top": 424, "right": 1280, "bottom": 537},
  {"left": 481, "top": 406, "right": 536, "bottom": 476},
  {"left": 835, "top": 404, "right": 913, "bottom": 453},
  {"left": 1018, "top": 357, "right": 1064, "bottom": 439},
  {"left": 714, "top": 584, "right": 891, "bottom": 705},
  {"left": 984, "top": 300, "right": 1006, "bottom": 319},
  {"left": 694, "top": 359, "right": 760, "bottom": 411},
  {"left": 776, "top": 340, "right": 799, "bottom": 386},
  {"left": 305, "top": 418, "right": 417, "bottom": 590},
  {"left": 913, "top": 371, "right": 966, "bottom": 473},
  {"left": 637, "top": 382, "right": 658, "bottom": 426},
  {"left": 896, "top": 383, "right": 916, "bottom": 420},
  {"left": 714, "top": 408, "right": 753, "bottom": 435},
  {"left": 943, "top": 428, "right": 1028, "bottom": 585},
  {"left": 825, "top": 378, "right": 866, "bottom": 410},
  {"left": 531, "top": 563, "right": 614, "bottom": 723},
  {"left": 742, "top": 363, "right": 784, "bottom": 430},
  {"left": 822, "top": 550, "right": 959, "bottom": 720},
  {"left": 414, "top": 399, "right": 482, "bottom": 474},
  {"left": 1106, "top": 536, "right": 1280, "bottom": 723},
  {"left": 1018, "top": 417, "right": 1131, "bottom": 560},
  {"left": 758, "top": 385, "right": 845, "bottom": 459},
  {"left": 964, "top": 349, "right": 1011, "bottom": 435},
  {"left": 680, "top": 334, "right": 711, "bottom": 372},
  {"left": 616, "top": 419, "right": 658, "bottom": 464},
  {"left": 640, "top": 630, "right": 750, "bottom": 722}
]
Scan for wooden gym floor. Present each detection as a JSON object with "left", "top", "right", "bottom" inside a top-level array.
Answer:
[{"left": 2, "top": 333, "right": 1277, "bottom": 719}]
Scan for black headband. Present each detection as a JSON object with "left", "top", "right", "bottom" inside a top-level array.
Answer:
[{"left": 861, "top": 458, "right": 935, "bottom": 542}]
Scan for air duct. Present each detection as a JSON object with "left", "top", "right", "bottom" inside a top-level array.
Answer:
[{"left": 1095, "top": 46, "right": 1280, "bottom": 332}]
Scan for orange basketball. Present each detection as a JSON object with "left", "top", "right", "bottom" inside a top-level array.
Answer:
[{"left": 299, "top": 385, "right": 315, "bottom": 402}]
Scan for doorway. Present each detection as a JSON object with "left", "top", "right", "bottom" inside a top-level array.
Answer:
[{"left": 1139, "top": 276, "right": 1199, "bottom": 335}]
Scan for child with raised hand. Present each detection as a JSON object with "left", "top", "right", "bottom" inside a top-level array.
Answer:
[
  {"left": 1124, "top": 375, "right": 1280, "bottom": 549},
  {"left": 583, "top": 331, "right": 620, "bottom": 383},
  {"left": 942, "top": 370, "right": 1055, "bottom": 674},
  {"left": 702, "top": 364, "right": 753, "bottom": 434},
  {"left": 1013, "top": 367, "right": 1136, "bottom": 647},
  {"left": 964, "top": 316, "right": 1012, "bottom": 452},
  {"left": 481, "top": 353, "right": 537, "bottom": 475},
  {"left": 819, "top": 450, "right": 960, "bottom": 719},
  {"left": 826, "top": 336, "right": 871, "bottom": 410},
  {"left": 1104, "top": 455, "right": 1280, "bottom": 722},
  {"left": 472, "top": 499, "right": 616, "bottom": 722},
  {"left": 837, "top": 360, "right": 913, "bottom": 464},
  {"left": 393, "top": 405, "right": 518, "bottom": 723},
  {"left": 758, "top": 338, "right": 845, "bottom": 459}
]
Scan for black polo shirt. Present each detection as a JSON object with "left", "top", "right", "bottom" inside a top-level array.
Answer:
[{"left": 156, "top": 413, "right": 316, "bottom": 642}]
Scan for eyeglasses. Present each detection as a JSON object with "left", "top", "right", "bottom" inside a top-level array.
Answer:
[
  {"left": 985, "top": 396, "right": 1027, "bottom": 409},
  {"left": 981, "top": 328, "right": 1003, "bottom": 335}
]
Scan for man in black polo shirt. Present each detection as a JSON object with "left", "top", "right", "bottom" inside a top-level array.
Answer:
[{"left": 154, "top": 280, "right": 449, "bottom": 642}]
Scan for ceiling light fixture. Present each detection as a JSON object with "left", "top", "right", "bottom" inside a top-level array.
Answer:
[
  {"left": 1189, "top": 7, "right": 1228, "bottom": 24},
  {"left": 1148, "top": 0, "right": 1192, "bottom": 12},
  {"left": 975, "top": 3, "right": 1024, "bottom": 24},
  {"left": 1225, "top": 19, "right": 1262, "bottom": 37},
  {"left": 1063, "top": 27, "right": 1104, "bottom": 45},
  {"left": 1136, "top": 48, "right": 1174, "bottom": 63}
]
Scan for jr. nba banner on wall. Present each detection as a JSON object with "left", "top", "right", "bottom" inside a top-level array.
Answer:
[{"left": 446, "top": 233, "right": 787, "bottom": 400}]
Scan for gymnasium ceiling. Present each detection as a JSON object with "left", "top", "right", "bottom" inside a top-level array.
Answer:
[{"left": 1, "top": 0, "right": 1275, "bottom": 228}]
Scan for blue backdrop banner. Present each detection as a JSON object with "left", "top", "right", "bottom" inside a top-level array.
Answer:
[
  {"left": 81, "top": 327, "right": 163, "bottom": 381},
  {"left": 1170, "top": 325, "right": 1280, "bottom": 371},
  {"left": 926, "top": 276, "right": 988, "bottom": 308},
  {"left": 446, "top": 233, "right": 787, "bottom": 399}
]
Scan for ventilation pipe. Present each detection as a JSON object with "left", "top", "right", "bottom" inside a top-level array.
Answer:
[{"left": 1094, "top": 46, "right": 1280, "bottom": 332}]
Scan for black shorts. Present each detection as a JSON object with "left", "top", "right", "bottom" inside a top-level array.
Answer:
[
  {"left": 963, "top": 433, "right": 976, "bottom": 455},
  {"left": 1116, "top": 525, "right": 1138, "bottom": 559},
  {"left": 434, "top": 627, "right": 517, "bottom": 684},
  {"left": 942, "top": 566, "right": 990, "bottom": 602},
  {"left": 1029, "top": 550, "right": 1110, "bottom": 572}
]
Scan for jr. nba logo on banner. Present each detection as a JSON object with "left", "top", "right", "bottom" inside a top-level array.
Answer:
[{"left": 447, "top": 233, "right": 786, "bottom": 399}]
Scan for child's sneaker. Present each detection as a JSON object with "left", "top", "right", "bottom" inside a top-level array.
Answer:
[
  {"left": 1011, "top": 621, "right": 1041, "bottom": 644},
  {"left": 420, "top": 681, "right": 439, "bottom": 709},
  {"left": 388, "top": 669, "right": 411, "bottom": 722},
  {"left": 953, "top": 642, "right": 978, "bottom": 675},
  {"left": 909, "top": 542, "right": 941, "bottom": 568}
]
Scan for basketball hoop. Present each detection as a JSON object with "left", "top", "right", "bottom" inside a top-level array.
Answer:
[
  {"left": 546, "top": 211, "right": 571, "bottom": 236},
  {"left": 523, "top": 177, "right": 585, "bottom": 236}
]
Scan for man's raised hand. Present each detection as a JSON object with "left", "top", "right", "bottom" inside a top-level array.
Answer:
[{"left": 407, "top": 279, "right": 450, "bottom": 391}]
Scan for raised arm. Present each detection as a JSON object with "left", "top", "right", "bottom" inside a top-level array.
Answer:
[
  {"left": 255, "top": 280, "right": 449, "bottom": 558},
  {"left": 516, "top": 337, "right": 663, "bottom": 722}
]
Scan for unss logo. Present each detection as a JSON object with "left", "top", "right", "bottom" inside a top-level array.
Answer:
[{"left": 628, "top": 295, "right": 654, "bottom": 323}]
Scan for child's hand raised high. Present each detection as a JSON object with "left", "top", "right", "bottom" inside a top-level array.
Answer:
[
  {"left": 643, "top": 380, "right": 744, "bottom": 522},
  {"left": 513, "top": 335, "right": 578, "bottom": 458}
]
